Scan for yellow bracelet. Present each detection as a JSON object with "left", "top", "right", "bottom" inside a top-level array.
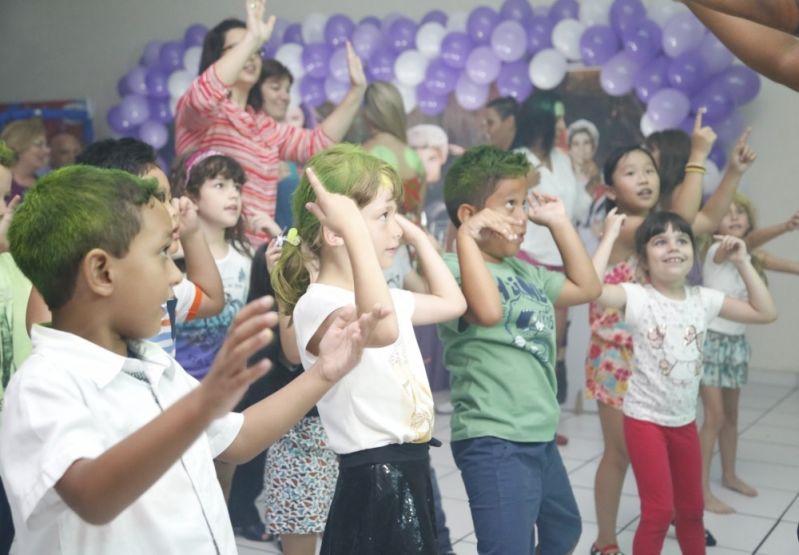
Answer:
[
  {"left": 685, "top": 163, "right": 706, "bottom": 171},
  {"left": 684, "top": 167, "right": 706, "bottom": 174}
]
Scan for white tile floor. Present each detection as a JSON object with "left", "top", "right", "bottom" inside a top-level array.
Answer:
[{"left": 237, "top": 382, "right": 799, "bottom": 554}]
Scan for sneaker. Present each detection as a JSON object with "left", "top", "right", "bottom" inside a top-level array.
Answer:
[{"left": 435, "top": 401, "right": 454, "bottom": 415}]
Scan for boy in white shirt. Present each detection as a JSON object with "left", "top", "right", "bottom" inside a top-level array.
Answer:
[{"left": 0, "top": 165, "right": 384, "bottom": 554}]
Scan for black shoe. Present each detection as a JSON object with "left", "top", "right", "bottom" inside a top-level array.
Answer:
[{"left": 705, "top": 528, "right": 717, "bottom": 547}]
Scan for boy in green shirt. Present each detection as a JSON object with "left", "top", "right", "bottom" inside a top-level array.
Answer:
[{"left": 439, "top": 145, "right": 600, "bottom": 554}]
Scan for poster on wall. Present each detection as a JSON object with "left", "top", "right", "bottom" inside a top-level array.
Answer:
[{"left": 0, "top": 98, "right": 94, "bottom": 146}]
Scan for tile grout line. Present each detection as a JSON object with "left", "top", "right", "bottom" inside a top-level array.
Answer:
[{"left": 752, "top": 490, "right": 799, "bottom": 554}]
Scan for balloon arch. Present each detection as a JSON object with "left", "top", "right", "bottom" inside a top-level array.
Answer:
[{"left": 109, "top": 0, "right": 760, "bottom": 167}]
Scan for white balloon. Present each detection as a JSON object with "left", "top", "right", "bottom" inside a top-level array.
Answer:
[
  {"left": 552, "top": 18, "right": 586, "bottom": 62},
  {"left": 183, "top": 46, "right": 202, "bottom": 75},
  {"left": 640, "top": 112, "right": 656, "bottom": 137},
  {"left": 394, "top": 50, "right": 428, "bottom": 87},
  {"left": 167, "top": 69, "right": 194, "bottom": 99},
  {"left": 447, "top": 11, "right": 468, "bottom": 33},
  {"left": 416, "top": 22, "right": 447, "bottom": 59},
  {"left": 579, "top": 0, "right": 612, "bottom": 26},
  {"left": 275, "top": 43, "right": 305, "bottom": 80},
  {"left": 169, "top": 96, "right": 180, "bottom": 117},
  {"left": 394, "top": 82, "right": 417, "bottom": 113},
  {"left": 648, "top": 2, "right": 689, "bottom": 27},
  {"left": 529, "top": 48, "right": 568, "bottom": 90},
  {"left": 302, "top": 13, "right": 328, "bottom": 44},
  {"left": 703, "top": 160, "right": 722, "bottom": 196}
]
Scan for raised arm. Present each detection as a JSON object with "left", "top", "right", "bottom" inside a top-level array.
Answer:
[
  {"left": 746, "top": 209, "right": 799, "bottom": 250},
  {"left": 759, "top": 250, "right": 799, "bottom": 275},
  {"left": 213, "top": 0, "right": 274, "bottom": 87},
  {"left": 670, "top": 110, "right": 716, "bottom": 223},
  {"left": 591, "top": 208, "right": 629, "bottom": 309},
  {"left": 682, "top": 0, "right": 799, "bottom": 32},
  {"left": 318, "top": 42, "right": 367, "bottom": 142},
  {"left": 715, "top": 235, "right": 778, "bottom": 323}
]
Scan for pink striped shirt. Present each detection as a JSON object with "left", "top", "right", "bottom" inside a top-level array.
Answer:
[{"left": 175, "top": 65, "right": 334, "bottom": 244}]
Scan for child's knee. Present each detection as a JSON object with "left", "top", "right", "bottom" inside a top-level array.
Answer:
[{"left": 640, "top": 506, "right": 674, "bottom": 532}]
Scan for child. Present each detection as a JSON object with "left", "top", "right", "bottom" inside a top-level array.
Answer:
[
  {"left": 271, "top": 144, "right": 466, "bottom": 554},
  {"left": 700, "top": 194, "right": 799, "bottom": 514},
  {"left": 170, "top": 149, "right": 252, "bottom": 380},
  {"left": 439, "top": 145, "right": 601, "bottom": 554},
  {"left": 0, "top": 165, "right": 384, "bottom": 554},
  {"left": 592, "top": 210, "right": 776, "bottom": 555}
]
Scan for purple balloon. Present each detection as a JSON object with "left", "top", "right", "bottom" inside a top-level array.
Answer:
[
  {"left": 159, "top": 41, "right": 185, "bottom": 73},
  {"left": 284, "top": 23, "right": 304, "bottom": 45},
  {"left": 352, "top": 23, "right": 383, "bottom": 61},
  {"left": 107, "top": 105, "right": 137, "bottom": 136},
  {"left": 147, "top": 97, "right": 172, "bottom": 124},
  {"left": 117, "top": 76, "right": 130, "bottom": 97},
  {"left": 424, "top": 59, "right": 459, "bottom": 95},
  {"left": 140, "top": 41, "right": 163, "bottom": 68},
  {"left": 416, "top": 85, "right": 448, "bottom": 116},
  {"left": 119, "top": 94, "right": 150, "bottom": 126},
  {"left": 497, "top": 60, "right": 534, "bottom": 101},
  {"left": 709, "top": 143, "right": 727, "bottom": 169},
  {"left": 454, "top": 74, "right": 489, "bottom": 111},
  {"left": 662, "top": 11, "right": 705, "bottom": 58},
  {"left": 501, "top": 0, "right": 534, "bottom": 25},
  {"left": 466, "top": 46, "right": 501, "bottom": 85},
  {"left": 714, "top": 110, "right": 745, "bottom": 145},
  {"left": 299, "top": 75, "right": 326, "bottom": 107},
  {"left": 302, "top": 42, "right": 331, "bottom": 79},
  {"left": 138, "top": 121, "right": 169, "bottom": 150},
  {"left": 360, "top": 16, "right": 381, "bottom": 28},
  {"left": 647, "top": 88, "right": 690, "bottom": 129},
  {"left": 580, "top": 25, "right": 620, "bottom": 67},
  {"left": 634, "top": 55, "right": 671, "bottom": 102},
  {"left": 422, "top": 10, "right": 448, "bottom": 26},
  {"left": 714, "top": 65, "right": 761, "bottom": 105},
  {"left": 600, "top": 51, "right": 640, "bottom": 96},
  {"left": 549, "top": 0, "right": 579, "bottom": 24},
  {"left": 367, "top": 47, "right": 397, "bottom": 81},
  {"left": 262, "top": 18, "right": 290, "bottom": 58},
  {"left": 491, "top": 20, "right": 527, "bottom": 62},
  {"left": 327, "top": 46, "right": 349, "bottom": 83},
  {"left": 325, "top": 14, "right": 355, "bottom": 47},
  {"left": 388, "top": 17, "right": 418, "bottom": 53},
  {"left": 527, "top": 16, "right": 554, "bottom": 55},
  {"left": 622, "top": 18, "right": 661, "bottom": 64},
  {"left": 324, "top": 75, "right": 351, "bottom": 104},
  {"left": 691, "top": 83, "right": 735, "bottom": 123},
  {"left": 183, "top": 24, "right": 208, "bottom": 48},
  {"left": 698, "top": 33, "right": 733, "bottom": 76},
  {"left": 610, "top": 0, "right": 646, "bottom": 37},
  {"left": 467, "top": 6, "right": 499, "bottom": 45},
  {"left": 145, "top": 68, "right": 169, "bottom": 99},
  {"left": 667, "top": 51, "right": 705, "bottom": 95},
  {"left": 440, "top": 32, "right": 474, "bottom": 69},
  {"left": 124, "top": 66, "right": 149, "bottom": 97}
]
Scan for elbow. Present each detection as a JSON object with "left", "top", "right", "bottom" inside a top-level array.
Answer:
[
  {"left": 370, "top": 319, "right": 400, "bottom": 347},
  {"left": 468, "top": 306, "right": 503, "bottom": 327},
  {"left": 586, "top": 279, "right": 602, "bottom": 302},
  {"left": 67, "top": 496, "right": 118, "bottom": 526}
]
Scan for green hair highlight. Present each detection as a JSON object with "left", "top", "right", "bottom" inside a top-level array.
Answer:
[
  {"left": 271, "top": 143, "right": 402, "bottom": 315},
  {"left": 9, "top": 165, "right": 163, "bottom": 311},
  {"left": 0, "top": 140, "right": 16, "bottom": 167},
  {"left": 444, "top": 144, "right": 530, "bottom": 227}
]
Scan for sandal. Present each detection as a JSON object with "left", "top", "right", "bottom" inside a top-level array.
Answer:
[{"left": 590, "top": 543, "right": 625, "bottom": 555}]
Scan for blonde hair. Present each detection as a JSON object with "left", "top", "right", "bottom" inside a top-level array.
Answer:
[
  {"left": 363, "top": 81, "right": 408, "bottom": 143},
  {"left": 0, "top": 119, "right": 46, "bottom": 157}
]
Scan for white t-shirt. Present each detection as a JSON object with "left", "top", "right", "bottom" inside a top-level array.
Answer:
[
  {"left": 293, "top": 284, "right": 434, "bottom": 454},
  {"left": 515, "top": 147, "right": 578, "bottom": 266},
  {"left": 0, "top": 326, "right": 243, "bottom": 555},
  {"left": 703, "top": 243, "right": 748, "bottom": 336},
  {"left": 621, "top": 283, "right": 725, "bottom": 427}
]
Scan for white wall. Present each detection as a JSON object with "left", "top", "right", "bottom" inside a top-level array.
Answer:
[{"left": 1, "top": 0, "right": 796, "bottom": 372}]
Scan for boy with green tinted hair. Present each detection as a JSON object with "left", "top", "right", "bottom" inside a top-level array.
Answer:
[
  {"left": 439, "top": 144, "right": 601, "bottom": 554},
  {"left": 0, "top": 165, "right": 383, "bottom": 555}
]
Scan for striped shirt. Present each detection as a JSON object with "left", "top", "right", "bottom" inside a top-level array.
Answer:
[
  {"left": 151, "top": 278, "right": 203, "bottom": 357},
  {"left": 175, "top": 65, "right": 334, "bottom": 245}
]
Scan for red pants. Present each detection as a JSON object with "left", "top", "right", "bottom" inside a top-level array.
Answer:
[{"left": 623, "top": 416, "right": 705, "bottom": 555}]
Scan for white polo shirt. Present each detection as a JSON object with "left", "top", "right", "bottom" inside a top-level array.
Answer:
[{"left": 0, "top": 325, "right": 243, "bottom": 555}]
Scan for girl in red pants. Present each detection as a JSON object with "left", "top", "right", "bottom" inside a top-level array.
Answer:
[{"left": 592, "top": 210, "right": 776, "bottom": 554}]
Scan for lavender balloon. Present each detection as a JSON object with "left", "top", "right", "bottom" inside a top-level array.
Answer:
[
  {"left": 708, "top": 143, "right": 727, "bottom": 170},
  {"left": 667, "top": 51, "right": 705, "bottom": 95},
  {"left": 466, "top": 6, "right": 499, "bottom": 45},
  {"left": 141, "top": 41, "right": 163, "bottom": 68},
  {"left": 120, "top": 94, "right": 150, "bottom": 126},
  {"left": 284, "top": 23, "right": 304, "bottom": 45},
  {"left": 548, "top": 0, "right": 579, "bottom": 24},
  {"left": 647, "top": 88, "right": 690, "bottom": 129},
  {"left": 352, "top": 23, "right": 382, "bottom": 60},
  {"left": 634, "top": 55, "right": 671, "bottom": 102},
  {"left": 440, "top": 32, "right": 474, "bottom": 69},
  {"left": 599, "top": 51, "right": 640, "bottom": 96},
  {"left": 360, "top": 16, "right": 381, "bottom": 28},
  {"left": 713, "top": 111, "right": 745, "bottom": 145},
  {"left": 416, "top": 85, "right": 448, "bottom": 116},
  {"left": 324, "top": 75, "right": 351, "bottom": 104},
  {"left": 454, "top": 74, "right": 489, "bottom": 111},
  {"left": 325, "top": 14, "right": 355, "bottom": 47},
  {"left": 329, "top": 46, "right": 350, "bottom": 83},
  {"left": 466, "top": 46, "right": 501, "bottom": 85},
  {"left": 714, "top": 65, "right": 760, "bottom": 105},
  {"left": 299, "top": 75, "right": 326, "bottom": 107},
  {"left": 500, "top": 0, "right": 535, "bottom": 25},
  {"left": 662, "top": 11, "right": 705, "bottom": 58},
  {"left": 183, "top": 24, "right": 208, "bottom": 48},
  {"left": 388, "top": 17, "right": 418, "bottom": 53},
  {"left": 148, "top": 97, "right": 172, "bottom": 124},
  {"left": 622, "top": 18, "right": 662, "bottom": 64},
  {"left": 159, "top": 41, "right": 185, "bottom": 73},
  {"left": 145, "top": 69, "right": 169, "bottom": 99},
  {"left": 424, "top": 58, "right": 459, "bottom": 95},
  {"left": 609, "top": 0, "right": 646, "bottom": 37},
  {"left": 580, "top": 25, "right": 619, "bottom": 67},
  {"left": 698, "top": 33, "right": 734, "bottom": 76},
  {"left": 527, "top": 16, "right": 555, "bottom": 55},
  {"left": 422, "top": 10, "right": 448, "bottom": 26},
  {"left": 107, "top": 105, "right": 137, "bottom": 135},
  {"left": 691, "top": 84, "right": 734, "bottom": 124},
  {"left": 491, "top": 20, "right": 527, "bottom": 62},
  {"left": 138, "top": 121, "right": 169, "bottom": 150},
  {"left": 302, "top": 42, "right": 331, "bottom": 79},
  {"left": 497, "top": 60, "right": 534, "bottom": 101},
  {"left": 367, "top": 47, "right": 397, "bottom": 81},
  {"left": 124, "top": 66, "right": 149, "bottom": 97}
]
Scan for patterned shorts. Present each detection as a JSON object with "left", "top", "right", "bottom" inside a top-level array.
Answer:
[
  {"left": 262, "top": 416, "right": 339, "bottom": 535},
  {"left": 701, "top": 330, "right": 750, "bottom": 388}
]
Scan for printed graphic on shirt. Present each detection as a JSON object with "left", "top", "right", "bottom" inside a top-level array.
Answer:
[{"left": 496, "top": 272, "right": 556, "bottom": 366}]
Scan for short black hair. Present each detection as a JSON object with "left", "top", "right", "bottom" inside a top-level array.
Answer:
[
  {"left": 199, "top": 18, "right": 247, "bottom": 76},
  {"left": 76, "top": 138, "right": 157, "bottom": 177},
  {"left": 247, "top": 59, "right": 295, "bottom": 111},
  {"left": 511, "top": 107, "right": 556, "bottom": 153},
  {"left": 486, "top": 96, "right": 519, "bottom": 120}
]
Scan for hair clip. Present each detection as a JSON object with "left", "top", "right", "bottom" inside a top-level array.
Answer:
[{"left": 277, "top": 227, "right": 300, "bottom": 247}]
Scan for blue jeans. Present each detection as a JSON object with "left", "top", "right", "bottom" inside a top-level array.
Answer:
[{"left": 451, "top": 436, "right": 581, "bottom": 555}]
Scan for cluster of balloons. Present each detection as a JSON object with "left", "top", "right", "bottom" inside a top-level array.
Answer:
[{"left": 108, "top": 24, "right": 208, "bottom": 153}]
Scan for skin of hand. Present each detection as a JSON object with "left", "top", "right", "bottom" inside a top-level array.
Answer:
[{"left": 525, "top": 190, "right": 569, "bottom": 227}]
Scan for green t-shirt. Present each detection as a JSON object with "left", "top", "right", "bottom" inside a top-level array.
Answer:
[
  {"left": 439, "top": 253, "right": 565, "bottom": 443},
  {"left": 0, "top": 253, "right": 33, "bottom": 407}
]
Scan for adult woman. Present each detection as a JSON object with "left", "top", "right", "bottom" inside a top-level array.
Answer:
[
  {"left": 0, "top": 119, "right": 49, "bottom": 200},
  {"left": 567, "top": 119, "right": 605, "bottom": 252},
  {"left": 175, "top": 0, "right": 366, "bottom": 244},
  {"left": 481, "top": 96, "right": 518, "bottom": 151}
]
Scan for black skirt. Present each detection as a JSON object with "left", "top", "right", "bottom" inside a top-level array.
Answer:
[{"left": 320, "top": 443, "right": 437, "bottom": 555}]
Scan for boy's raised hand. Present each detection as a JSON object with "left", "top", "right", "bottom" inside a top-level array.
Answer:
[
  {"left": 602, "top": 206, "right": 627, "bottom": 241},
  {"left": 304, "top": 167, "right": 362, "bottom": 236},
  {"left": 198, "top": 296, "right": 279, "bottom": 418},
  {"left": 312, "top": 303, "right": 392, "bottom": 383},
  {"left": 461, "top": 207, "right": 523, "bottom": 242},
  {"left": 729, "top": 128, "right": 757, "bottom": 173},
  {"left": 526, "top": 191, "right": 567, "bottom": 226},
  {"left": 714, "top": 234, "right": 749, "bottom": 264}
]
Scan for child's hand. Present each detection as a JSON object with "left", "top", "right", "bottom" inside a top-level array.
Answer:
[
  {"left": 345, "top": 42, "right": 367, "bottom": 91},
  {"left": 395, "top": 213, "right": 427, "bottom": 247},
  {"left": 265, "top": 238, "right": 282, "bottom": 272},
  {"left": 250, "top": 212, "right": 281, "bottom": 237},
  {"left": 313, "top": 304, "right": 392, "bottom": 382},
  {"left": 461, "top": 208, "right": 523, "bottom": 242},
  {"left": 785, "top": 209, "right": 799, "bottom": 231},
  {"left": 602, "top": 207, "right": 627, "bottom": 241},
  {"left": 198, "top": 296, "right": 279, "bottom": 419},
  {"left": 689, "top": 108, "right": 717, "bottom": 161},
  {"left": 304, "top": 167, "right": 362, "bottom": 236},
  {"left": 0, "top": 195, "right": 21, "bottom": 253},
  {"left": 244, "top": 0, "right": 276, "bottom": 45},
  {"left": 526, "top": 191, "right": 567, "bottom": 226},
  {"left": 728, "top": 128, "right": 757, "bottom": 173},
  {"left": 175, "top": 196, "right": 199, "bottom": 238},
  {"left": 714, "top": 234, "right": 749, "bottom": 264}
]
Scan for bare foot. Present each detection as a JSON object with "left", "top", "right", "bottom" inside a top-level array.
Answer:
[
  {"left": 723, "top": 476, "right": 758, "bottom": 497},
  {"left": 704, "top": 491, "right": 736, "bottom": 514}
]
